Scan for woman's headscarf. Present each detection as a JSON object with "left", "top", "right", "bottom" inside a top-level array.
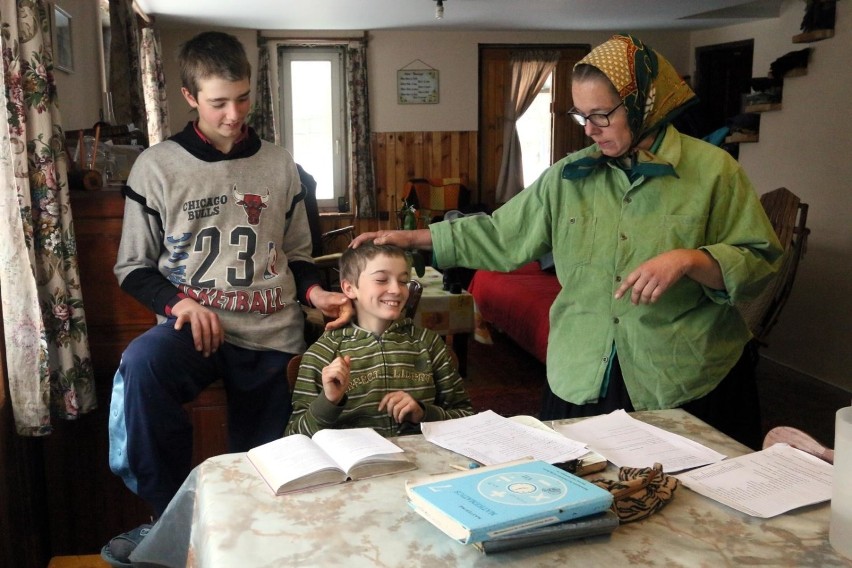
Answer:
[{"left": 562, "top": 34, "right": 698, "bottom": 180}]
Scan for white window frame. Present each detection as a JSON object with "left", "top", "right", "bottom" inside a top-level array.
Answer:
[{"left": 278, "top": 46, "right": 347, "bottom": 210}]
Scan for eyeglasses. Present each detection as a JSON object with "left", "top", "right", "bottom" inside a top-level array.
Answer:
[{"left": 568, "top": 101, "right": 624, "bottom": 127}]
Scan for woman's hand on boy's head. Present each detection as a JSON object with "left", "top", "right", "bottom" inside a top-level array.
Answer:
[
  {"left": 308, "top": 288, "right": 354, "bottom": 330},
  {"left": 378, "top": 391, "right": 425, "bottom": 424},
  {"left": 350, "top": 229, "right": 433, "bottom": 250},
  {"left": 321, "top": 355, "right": 350, "bottom": 404}
]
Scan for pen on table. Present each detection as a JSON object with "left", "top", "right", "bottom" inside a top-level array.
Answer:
[{"left": 449, "top": 462, "right": 481, "bottom": 472}]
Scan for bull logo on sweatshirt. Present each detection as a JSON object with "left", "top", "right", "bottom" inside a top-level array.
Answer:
[{"left": 233, "top": 185, "right": 270, "bottom": 225}]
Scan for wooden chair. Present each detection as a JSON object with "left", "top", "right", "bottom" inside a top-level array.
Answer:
[{"left": 737, "top": 187, "right": 810, "bottom": 345}]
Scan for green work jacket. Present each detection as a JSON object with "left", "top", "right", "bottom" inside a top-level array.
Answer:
[{"left": 431, "top": 125, "right": 783, "bottom": 409}]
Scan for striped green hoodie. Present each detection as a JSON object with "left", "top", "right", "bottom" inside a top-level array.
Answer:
[{"left": 285, "top": 318, "right": 473, "bottom": 437}]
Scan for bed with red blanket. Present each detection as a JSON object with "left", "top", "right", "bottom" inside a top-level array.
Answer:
[{"left": 467, "top": 261, "right": 561, "bottom": 363}]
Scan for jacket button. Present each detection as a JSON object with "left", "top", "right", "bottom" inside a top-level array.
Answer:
[{"left": 613, "top": 317, "right": 620, "bottom": 324}]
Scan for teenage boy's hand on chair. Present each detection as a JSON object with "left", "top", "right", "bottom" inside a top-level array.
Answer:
[
  {"left": 379, "top": 391, "right": 425, "bottom": 424},
  {"left": 308, "top": 288, "right": 355, "bottom": 330}
]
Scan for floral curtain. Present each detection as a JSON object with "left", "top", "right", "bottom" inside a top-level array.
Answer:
[
  {"left": 346, "top": 39, "right": 375, "bottom": 217},
  {"left": 249, "top": 42, "right": 276, "bottom": 144},
  {"left": 0, "top": 0, "right": 95, "bottom": 435},
  {"left": 140, "top": 25, "right": 170, "bottom": 144},
  {"left": 495, "top": 50, "right": 560, "bottom": 203}
]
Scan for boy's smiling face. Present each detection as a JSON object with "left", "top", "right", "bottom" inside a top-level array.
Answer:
[
  {"left": 181, "top": 76, "right": 251, "bottom": 153},
  {"left": 341, "top": 253, "right": 410, "bottom": 335}
]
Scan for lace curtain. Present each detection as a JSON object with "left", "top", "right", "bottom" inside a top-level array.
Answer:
[
  {"left": 495, "top": 50, "right": 560, "bottom": 203},
  {"left": 346, "top": 39, "right": 376, "bottom": 217},
  {"left": 0, "top": 0, "right": 95, "bottom": 435},
  {"left": 140, "top": 25, "right": 170, "bottom": 144},
  {"left": 108, "top": 0, "right": 146, "bottom": 141},
  {"left": 250, "top": 42, "right": 276, "bottom": 144}
]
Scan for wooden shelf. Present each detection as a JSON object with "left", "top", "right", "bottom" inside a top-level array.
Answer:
[
  {"left": 744, "top": 103, "right": 782, "bottom": 113},
  {"left": 793, "top": 29, "right": 834, "bottom": 43},
  {"left": 725, "top": 132, "right": 759, "bottom": 144}
]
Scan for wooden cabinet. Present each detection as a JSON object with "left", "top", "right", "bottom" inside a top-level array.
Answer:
[
  {"left": 70, "top": 189, "right": 229, "bottom": 467},
  {"left": 71, "top": 189, "right": 154, "bottom": 375}
]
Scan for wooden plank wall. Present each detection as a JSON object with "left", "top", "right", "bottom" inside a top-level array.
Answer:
[{"left": 359, "top": 131, "right": 478, "bottom": 233}]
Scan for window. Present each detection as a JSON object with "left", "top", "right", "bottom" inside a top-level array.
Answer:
[
  {"left": 515, "top": 73, "right": 552, "bottom": 187},
  {"left": 278, "top": 47, "right": 347, "bottom": 209}
]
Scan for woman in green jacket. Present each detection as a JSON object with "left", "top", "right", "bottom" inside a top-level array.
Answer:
[{"left": 353, "top": 35, "right": 782, "bottom": 449}]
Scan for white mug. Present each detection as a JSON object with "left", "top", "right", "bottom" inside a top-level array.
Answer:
[{"left": 830, "top": 406, "right": 852, "bottom": 558}]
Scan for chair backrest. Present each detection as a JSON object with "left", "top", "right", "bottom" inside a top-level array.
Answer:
[
  {"left": 286, "top": 355, "right": 301, "bottom": 392},
  {"left": 737, "top": 187, "right": 810, "bottom": 344}
]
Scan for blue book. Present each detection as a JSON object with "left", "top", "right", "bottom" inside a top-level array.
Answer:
[{"left": 405, "top": 458, "right": 613, "bottom": 544}]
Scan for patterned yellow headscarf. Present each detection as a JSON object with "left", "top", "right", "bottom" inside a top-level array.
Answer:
[{"left": 563, "top": 35, "right": 697, "bottom": 180}]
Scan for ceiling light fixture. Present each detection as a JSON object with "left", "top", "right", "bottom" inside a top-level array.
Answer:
[{"left": 435, "top": 0, "right": 444, "bottom": 20}]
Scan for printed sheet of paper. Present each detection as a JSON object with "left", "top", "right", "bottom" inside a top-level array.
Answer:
[
  {"left": 675, "top": 443, "right": 833, "bottom": 517},
  {"left": 554, "top": 409, "right": 726, "bottom": 472},
  {"left": 420, "top": 410, "right": 588, "bottom": 466}
]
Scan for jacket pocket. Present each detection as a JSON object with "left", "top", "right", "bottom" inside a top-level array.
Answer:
[
  {"left": 659, "top": 214, "right": 707, "bottom": 251},
  {"left": 562, "top": 215, "right": 596, "bottom": 269}
]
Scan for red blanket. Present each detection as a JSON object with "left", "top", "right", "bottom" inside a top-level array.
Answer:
[{"left": 467, "top": 262, "right": 560, "bottom": 363}]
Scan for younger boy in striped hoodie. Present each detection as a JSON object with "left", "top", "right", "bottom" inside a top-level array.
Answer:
[{"left": 286, "top": 241, "right": 473, "bottom": 437}]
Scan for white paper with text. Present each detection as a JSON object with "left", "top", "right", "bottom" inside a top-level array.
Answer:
[
  {"left": 420, "top": 410, "right": 588, "bottom": 465},
  {"left": 675, "top": 443, "right": 833, "bottom": 517},
  {"left": 554, "top": 409, "right": 726, "bottom": 471}
]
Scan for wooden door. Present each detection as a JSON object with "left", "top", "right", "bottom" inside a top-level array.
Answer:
[
  {"left": 693, "top": 40, "right": 754, "bottom": 137},
  {"left": 478, "top": 45, "right": 588, "bottom": 209}
]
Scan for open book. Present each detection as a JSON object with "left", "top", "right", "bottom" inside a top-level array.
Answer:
[{"left": 247, "top": 428, "right": 416, "bottom": 495}]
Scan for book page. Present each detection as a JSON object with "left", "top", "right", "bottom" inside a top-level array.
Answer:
[
  {"left": 675, "top": 443, "right": 833, "bottom": 518},
  {"left": 420, "top": 410, "right": 587, "bottom": 466},
  {"left": 312, "top": 428, "right": 406, "bottom": 473},
  {"left": 247, "top": 434, "right": 343, "bottom": 493},
  {"left": 554, "top": 409, "right": 726, "bottom": 471}
]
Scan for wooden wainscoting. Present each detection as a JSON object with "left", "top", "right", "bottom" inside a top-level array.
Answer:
[{"left": 369, "top": 131, "right": 478, "bottom": 231}]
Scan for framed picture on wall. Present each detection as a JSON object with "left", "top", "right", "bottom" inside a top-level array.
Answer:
[{"left": 53, "top": 4, "right": 73, "bottom": 73}]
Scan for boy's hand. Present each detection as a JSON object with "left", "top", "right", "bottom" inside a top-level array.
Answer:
[
  {"left": 171, "top": 298, "right": 225, "bottom": 357},
  {"left": 321, "top": 355, "right": 351, "bottom": 404},
  {"left": 378, "top": 391, "right": 425, "bottom": 424},
  {"left": 308, "top": 288, "right": 354, "bottom": 330}
]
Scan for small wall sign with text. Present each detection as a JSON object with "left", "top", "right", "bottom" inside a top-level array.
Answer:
[{"left": 397, "top": 69, "right": 439, "bottom": 104}]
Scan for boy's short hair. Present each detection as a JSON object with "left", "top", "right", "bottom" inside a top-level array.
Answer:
[
  {"left": 179, "top": 31, "right": 251, "bottom": 97},
  {"left": 339, "top": 241, "right": 411, "bottom": 286}
]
